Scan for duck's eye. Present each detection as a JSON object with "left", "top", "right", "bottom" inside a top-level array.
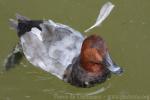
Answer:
[
  {"left": 89, "top": 60, "right": 101, "bottom": 64},
  {"left": 85, "top": 81, "right": 89, "bottom": 85}
]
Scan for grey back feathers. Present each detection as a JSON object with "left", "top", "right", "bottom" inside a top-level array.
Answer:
[{"left": 10, "top": 15, "right": 84, "bottom": 79}]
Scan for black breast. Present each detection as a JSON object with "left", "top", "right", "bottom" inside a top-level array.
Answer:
[
  {"left": 17, "top": 20, "right": 43, "bottom": 37},
  {"left": 63, "top": 56, "right": 111, "bottom": 88}
]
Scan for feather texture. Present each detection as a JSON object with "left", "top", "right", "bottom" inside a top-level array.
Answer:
[{"left": 84, "top": 2, "right": 114, "bottom": 32}]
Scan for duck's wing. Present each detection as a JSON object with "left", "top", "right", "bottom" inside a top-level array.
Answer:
[
  {"left": 19, "top": 24, "right": 66, "bottom": 79},
  {"left": 40, "top": 20, "right": 84, "bottom": 73}
]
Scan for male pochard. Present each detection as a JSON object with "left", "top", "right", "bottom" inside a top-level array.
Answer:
[{"left": 5, "top": 2, "right": 123, "bottom": 87}]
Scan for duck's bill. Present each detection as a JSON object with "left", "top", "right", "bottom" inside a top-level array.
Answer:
[{"left": 102, "top": 52, "right": 123, "bottom": 75}]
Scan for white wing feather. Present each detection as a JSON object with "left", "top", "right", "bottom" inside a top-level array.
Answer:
[{"left": 84, "top": 2, "right": 115, "bottom": 32}]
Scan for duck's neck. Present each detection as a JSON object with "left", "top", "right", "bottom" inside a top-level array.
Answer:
[{"left": 63, "top": 56, "right": 90, "bottom": 87}]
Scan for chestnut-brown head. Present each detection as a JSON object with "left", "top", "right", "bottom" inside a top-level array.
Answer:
[{"left": 80, "top": 35, "right": 123, "bottom": 76}]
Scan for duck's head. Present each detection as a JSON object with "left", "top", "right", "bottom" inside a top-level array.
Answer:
[
  {"left": 64, "top": 35, "right": 123, "bottom": 87},
  {"left": 80, "top": 35, "right": 123, "bottom": 76}
]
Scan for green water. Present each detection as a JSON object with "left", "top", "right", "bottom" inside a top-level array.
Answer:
[{"left": 0, "top": 0, "right": 150, "bottom": 100}]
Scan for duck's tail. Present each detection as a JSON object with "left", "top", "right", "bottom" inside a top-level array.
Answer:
[
  {"left": 9, "top": 13, "right": 30, "bottom": 30},
  {"left": 4, "top": 14, "right": 29, "bottom": 70}
]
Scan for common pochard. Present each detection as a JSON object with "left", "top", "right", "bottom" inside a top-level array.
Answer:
[{"left": 5, "top": 2, "right": 123, "bottom": 87}]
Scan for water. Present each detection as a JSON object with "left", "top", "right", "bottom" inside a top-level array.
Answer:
[{"left": 0, "top": 0, "right": 150, "bottom": 100}]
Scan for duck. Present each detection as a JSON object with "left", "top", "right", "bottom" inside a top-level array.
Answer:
[{"left": 5, "top": 2, "right": 123, "bottom": 87}]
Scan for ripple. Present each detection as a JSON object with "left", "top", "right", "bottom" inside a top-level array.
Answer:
[
  {"left": 55, "top": 83, "right": 111, "bottom": 96},
  {"left": 34, "top": 76, "right": 52, "bottom": 81}
]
